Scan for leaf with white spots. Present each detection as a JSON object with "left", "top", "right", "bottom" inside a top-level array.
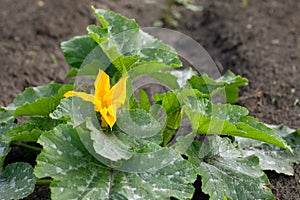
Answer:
[
  {"left": 117, "top": 108, "right": 162, "bottom": 139},
  {"left": 0, "top": 163, "right": 36, "bottom": 200},
  {"left": 88, "top": 9, "right": 182, "bottom": 70},
  {"left": 78, "top": 119, "right": 184, "bottom": 173},
  {"left": 2, "top": 83, "right": 73, "bottom": 120},
  {"left": 79, "top": 118, "right": 137, "bottom": 162},
  {"left": 35, "top": 124, "right": 197, "bottom": 199},
  {"left": 2, "top": 117, "right": 61, "bottom": 144},
  {"left": 188, "top": 70, "right": 248, "bottom": 103},
  {"left": 185, "top": 136, "right": 274, "bottom": 200},
  {"left": 50, "top": 97, "right": 98, "bottom": 126},
  {"left": 238, "top": 124, "right": 300, "bottom": 175}
]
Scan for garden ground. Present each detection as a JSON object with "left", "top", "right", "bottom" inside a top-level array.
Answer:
[{"left": 0, "top": 0, "right": 299, "bottom": 199}]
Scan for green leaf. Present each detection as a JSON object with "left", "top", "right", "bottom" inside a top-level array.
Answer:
[
  {"left": 65, "top": 67, "right": 78, "bottom": 78},
  {"left": 153, "top": 91, "right": 181, "bottom": 114},
  {"left": 78, "top": 124, "right": 176, "bottom": 173},
  {"left": 183, "top": 95, "right": 291, "bottom": 150},
  {"left": 185, "top": 136, "right": 274, "bottom": 200},
  {"left": 89, "top": 9, "right": 182, "bottom": 68},
  {"left": 238, "top": 125, "right": 300, "bottom": 175},
  {"left": 117, "top": 109, "right": 162, "bottom": 139},
  {"left": 188, "top": 70, "right": 248, "bottom": 103},
  {"left": 182, "top": 96, "right": 211, "bottom": 132},
  {"left": 3, "top": 83, "right": 73, "bottom": 119},
  {"left": 49, "top": 98, "right": 73, "bottom": 121},
  {"left": 0, "top": 142, "right": 9, "bottom": 170},
  {"left": 235, "top": 116, "right": 291, "bottom": 151},
  {"left": 93, "top": 8, "right": 139, "bottom": 35},
  {"left": 138, "top": 89, "right": 151, "bottom": 112},
  {"left": 75, "top": 58, "right": 111, "bottom": 77},
  {"left": 35, "top": 124, "right": 196, "bottom": 200},
  {"left": 14, "top": 84, "right": 73, "bottom": 117},
  {"left": 197, "top": 115, "right": 291, "bottom": 150},
  {"left": 169, "top": 67, "right": 197, "bottom": 87},
  {"left": 117, "top": 143, "right": 183, "bottom": 173},
  {"left": 82, "top": 119, "right": 136, "bottom": 162},
  {"left": 0, "top": 163, "right": 36, "bottom": 200},
  {"left": 85, "top": 40, "right": 139, "bottom": 74},
  {"left": 50, "top": 97, "right": 98, "bottom": 126},
  {"left": 0, "top": 109, "right": 14, "bottom": 124},
  {"left": 61, "top": 35, "right": 99, "bottom": 68},
  {"left": 150, "top": 71, "right": 180, "bottom": 89},
  {"left": 0, "top": 122, "right": 16, "bottom": 137},
  {"left": 0, "top": 123, "right": 14, "bottom": 169},
  {"left": 1, "top": 117, "right": 61, "bottom": 144},
  {"left": 129, "top": 61, "right": 171, "bottom": 79}
]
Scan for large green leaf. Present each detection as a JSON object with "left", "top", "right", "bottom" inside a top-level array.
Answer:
[
  {"left": 61, "top": 35, "right": 99, "bottom": 69},
  {"left": 35, "top": 124, "right": 196, "bottom": 200},
  {"left": 0, "top": 163, "right": 36, "bottom": 200},
  {"left": 89, "top": 9, "right": 182, "bottom": 68},
  {"left": 238, "top": 125, "right": 300, "bottom": 175},
  {"left": 83, "top": 119, "right": 136, "bottom": 162},
  {"left": 79, "top": 118, "right": 178, "bottom": 173},
  {"left": 185, "top": 136, "right": 274, "bottom": 200}
]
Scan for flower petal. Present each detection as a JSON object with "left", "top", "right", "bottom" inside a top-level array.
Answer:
[
  {"left": 64, "top": 91, "right": 94, "bottom": 103},
  {"left": 94, "top": 70, "right": 110, "bottom": 102},
  {"left": 100, "top": 106, "right": 116, "bottom": 129},
  {"left": 104, "top": 76, "right": 128, "bottom": 109}
]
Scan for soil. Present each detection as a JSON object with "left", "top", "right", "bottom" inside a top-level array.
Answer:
[{"left": 0, "top": 0, "right": 299, "bottom": 199}]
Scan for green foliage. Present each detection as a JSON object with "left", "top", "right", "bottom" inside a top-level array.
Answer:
[
  {"left": 0, "top": 163, "right": 36, "bottom": 200},
  {"left": 185, "top": 137, "right": 274, "bottom": 200},
  {"left": 35, "top": 124, "right": 196, "bottom": 200},
  {"left": 188, "top": 70, "right": 248, "bottom": 103},
  {"left": 0, "top": 83, "right": 73, "bottom": 123},
  {"left": 61, "top": 35, "right": 99, "bottom": 69},
  {"left": 0, "top": 8, "right": 299, "bottom": 200},
  {"left": 238, "top": 125, "right": 300, "bottom": 175},
  {"left": 2, "top": 117, "right": 61, "bottom": 144}
]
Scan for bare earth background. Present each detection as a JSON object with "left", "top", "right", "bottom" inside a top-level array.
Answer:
[{"left": 0, "top": 0, "right": 299, "bottom": 199}]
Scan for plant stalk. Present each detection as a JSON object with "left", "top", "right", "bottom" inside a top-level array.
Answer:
[
  {"left": 36, "top": 179, "right": 52, "bottom": 185},
  {"left": 12, "top": 142, "right": 42, "bottom": 152}
]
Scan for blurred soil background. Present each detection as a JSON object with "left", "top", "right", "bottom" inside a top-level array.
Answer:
[{"left": 0, "top": 0, "right": 299, "bottom": 199}]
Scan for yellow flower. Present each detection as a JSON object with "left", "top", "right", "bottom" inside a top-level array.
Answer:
[{"left": 64, "top": 70, "right": 128, "bottom": 129}]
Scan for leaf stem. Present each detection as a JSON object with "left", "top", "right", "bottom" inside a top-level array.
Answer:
[
  {"left": 36, "top": 179, "right": 52, "bottom": 185},
  {"left": 89, "top": 162, "right": 110, "bottom": 170},
  {"left": 12, "top": 142, "right": 42, "bottom": 152}
]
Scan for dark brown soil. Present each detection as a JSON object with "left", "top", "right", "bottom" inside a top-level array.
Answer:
[{"left": 0, "top": 0, "right": 299, "bottom": 199}]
